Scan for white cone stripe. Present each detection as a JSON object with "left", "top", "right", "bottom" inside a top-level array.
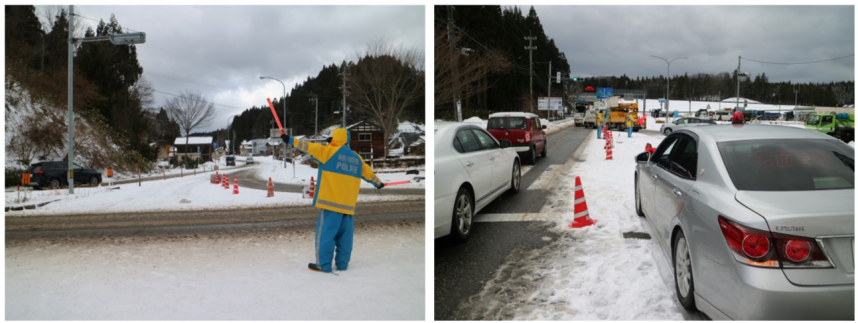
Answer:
[
  {"left": 574, "top": 197, "right": 586, "bottom": 204},
  {"left": 574, "top": 210, "right": 589, "bottom": 218},
  {"left": 574, "top": 185, "right": 583, "bottom": 191}
]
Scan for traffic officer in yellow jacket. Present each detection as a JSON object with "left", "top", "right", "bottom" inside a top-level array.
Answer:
[
  {"left": 282, "top": 128, "right": 384, "bottom": 273},
  {"left": 596, "top": 111, "right": 604, "bottom": 139},
  {"left": 626, "top": 113, "right": 638, "bottom": 138}
]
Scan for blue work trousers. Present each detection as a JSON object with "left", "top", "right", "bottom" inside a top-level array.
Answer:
[
  {"left": 628, "top": 126, "right": 633, "bottom": 137},
  {"left": 597, "top": 126, "right": 602, "bottom": 139},
  {"left": 314, "top": 209, "right": 354, "bottom": 272}
]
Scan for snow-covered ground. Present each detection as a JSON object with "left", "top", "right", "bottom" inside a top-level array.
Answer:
[
  {"left": 4, "top": 157, "right": 421, "bottom": 216},
  {"left": 6, "top": 222, "right": 425, "bottom": 320},
  {"left": 465, "top": 129, "right": 690, "bottom": 320},
  {"left": 252, "top": 155, "right": 425, "bottom": 189}
]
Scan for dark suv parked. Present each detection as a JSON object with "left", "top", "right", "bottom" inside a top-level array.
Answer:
[{"left": 27, "top": 161, "right": 102, "bottom": 189}]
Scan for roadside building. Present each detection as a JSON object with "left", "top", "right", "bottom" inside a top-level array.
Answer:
[{"left": 173, "top": 137, "right": 214, "bottom": 162}]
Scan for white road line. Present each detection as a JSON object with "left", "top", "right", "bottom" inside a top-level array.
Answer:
[
  {"left": 527, "top": 165, "right": 559, "bottom": 190},
  {"left": 520, "top": 165, "right": 534, "bottom": 176},
  {"left": 474, "top": 213, "right": 564, "bottom": 223}
]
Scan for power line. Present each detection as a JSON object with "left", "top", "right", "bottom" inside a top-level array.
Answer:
[
  {"left": 151, "top": 89, "right": 246, "bottom": 110},
  {"left": 73, "top": 13, "right": 142, "bottom": 33},
  {"left": 743, "top": 54, "right": 854, "bottom": 65}
]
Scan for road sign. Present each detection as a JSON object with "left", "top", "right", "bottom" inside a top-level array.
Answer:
[
  {"left": 538, "top": 97, "right": 564, "bottom": 111},
  {"left": 658, "top": 98, "right": 665, "bottom": 104},
  {"left": 213, "top": 142, "right": 218, "bottom": 148},
  {"left": 596, "top": 88, "right": 613, "bottom": 99}
]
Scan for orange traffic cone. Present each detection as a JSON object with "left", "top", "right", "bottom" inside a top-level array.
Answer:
[
  {"left": 214, "top": 171, "right": 220, "bottom": 185},
  {"left": 569, "top": 176, "right": 597, "bottom": 228},
  {"left": 267, "top": 177, "right": 275, "bottom": 198},
  {"left": 606, "top": 144, "right": 613, "bottom": 160},
  {"left": 233, "top": 177, "right": 239, "bottom": 195},
  {"left": 224, "top": 174, "right": 229, "bottom": 189},
  {"left": 309, "top": 176, "right": 315, "bottom": 198}
]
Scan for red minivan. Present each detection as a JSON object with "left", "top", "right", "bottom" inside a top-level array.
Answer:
[{"left": 486, "top": 112, "right": 547, "bottom": 165}]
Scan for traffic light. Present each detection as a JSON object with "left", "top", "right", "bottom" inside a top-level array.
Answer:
[{"left": 572, "top": 77, "right": 578, "bottom": 82}]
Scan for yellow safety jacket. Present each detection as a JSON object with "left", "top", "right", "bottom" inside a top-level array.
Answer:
[
  {"left": 291, "top": 128, "right": 382, "bottom": 215},
  {"left": 597, "top": 112, "right": 603, "bottom": 127},
  {"left": 627, "top": 114, "right": 638, "bottom": 127}
]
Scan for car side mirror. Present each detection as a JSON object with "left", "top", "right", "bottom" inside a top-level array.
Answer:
[
  {"left": 541, "top": 125, "right": 547, "bottom": 130},
  {"left": 499, "top": 140, "right": 512, "bottom": 148},
  {"left": 636, "top": 152, "right": 651, "bottom": 163}
]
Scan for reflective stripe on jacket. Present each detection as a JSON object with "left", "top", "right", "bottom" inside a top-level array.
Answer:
[{"left": 291, "top": 128, "right": 381, "bottom": 215}]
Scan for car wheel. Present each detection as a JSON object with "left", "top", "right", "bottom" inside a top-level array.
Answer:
[
  {"left": 540, "top": 141, "right": 547, "bottom": 158},
  {"left": 509, "top": 160, "right": 521, "bottom": 194},
  {"left": 49, "top": 178, "right": 61, "bottom": 190},
  {"left": 663, "top": 128, "right": 672, "bottom": 135},
  {"left": 524, "top": 146, "right": 536, "bottom": 165},
  {"left": 452, "top": 187, "right": 473, "bottom": 242},
  {"left": 673, "top": 231, "right": 697, "bottom": 310},
  {"left": 89, "top": 176, "right": 99, "bottom": 186},
  {"left": 635, "top": 175, "right": 644, "bottom": 217}
]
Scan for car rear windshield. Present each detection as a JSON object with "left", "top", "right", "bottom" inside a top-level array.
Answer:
[
  {"left": 718, "top": 139, "right": 854, "bottom": 191},
  {"left": 488, "top": 117, "right": 527, "bottom": 130}
]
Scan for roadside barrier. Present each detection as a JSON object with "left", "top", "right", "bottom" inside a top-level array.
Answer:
[{"left": 569, "top": 176, "right": 597, "bottom": 228}]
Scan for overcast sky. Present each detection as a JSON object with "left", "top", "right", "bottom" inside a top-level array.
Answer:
[
  {"left": 519, "top": 5, "right": 854, "bottom": 88},
  {"left": 35, "top": 5, "right": 425, "bottom": 133}
]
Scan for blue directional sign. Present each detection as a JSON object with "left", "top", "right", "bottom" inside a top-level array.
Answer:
[
  {"left": 213, "top": 142, "right": 218, "bottom": 148},
  {"left": 596, "top": 88, "right": 613, "bottom": 99},
  {"left": 658, "top": 98, "right": 665, "bottom": 104}
]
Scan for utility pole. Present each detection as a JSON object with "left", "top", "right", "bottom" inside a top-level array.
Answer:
[
  {"left": 310, "top": 94, "right": 318, "bottom": 138},
  {"left": 736, "top": 56, "right": 741, "bottom": 113},
  {"left": 448, "top": 5, "right": 461, "bottom": 120},
  {"left": 547, "top": 61, "right": 552, "bottom": 119},
  {"left": 794, "top": 84, "right": 800, "bottom": 108},
  {"left": 67, "top": 5, "right": 75, "bottom": 194},
  {"left": 525, "top": 33, "right": 537, "bottom": 112},
  {"left": 339, "top": 62, "right": 349, "bottom": 128}
]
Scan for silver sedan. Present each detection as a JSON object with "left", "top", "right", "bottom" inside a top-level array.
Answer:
[{"left": 634, "top": 125, "right": 854, "bottom": 320}]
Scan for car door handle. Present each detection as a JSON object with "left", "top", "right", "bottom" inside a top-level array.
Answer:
[
  {"left": 673, "top": 189, "right": 682, "bottom": 198},
  {"left": 651, "top": 174, "right": 658, "bottom": 180},
  {"left": 465, "top": 161, "right": 474, "bottom": 167}
]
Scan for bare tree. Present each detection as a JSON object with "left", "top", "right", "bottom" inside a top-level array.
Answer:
[
  {"left": 164, "top": 90, "right": 216, "bottom": 159},
  {"left": 348, "top": 38, "right": 425, "bottom": 157},
  {"left": 434, "top": 27, "right": 510, "bottom": 114}
]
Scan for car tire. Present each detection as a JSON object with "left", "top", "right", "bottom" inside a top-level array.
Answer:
[
  {"left": 540, "top": 140, "right": 547, "bottom": 158},
  {"left": 509, "top": 160, "right": 521, "bottom": 194},
  {"left": 452, "top": 187, "right": 473, "bottom": 242},
  {"left": 49, "top": 178, "right": 61, "bottom": 190},
  {"left": 663, "top": 128, "right": 672, "bottom": 135},
  {"left": 673, "top": 230, "right": 697, "bottom": 311},
  {"left": 525, "top": 146, "right": 536, "bottom": 165},
  {"left": 635, "top": 175, "right": 644, "bottom": 217},
  {"left": 89, "top": 176, "right": 99, "bottom": 186}
]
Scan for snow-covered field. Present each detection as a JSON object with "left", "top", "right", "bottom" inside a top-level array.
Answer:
[
  {"left": 6, "top": 222, "right": 425, "bottom": 320},
  {"left": 4, "top": 156, "right": 421, "bottom": 216},
  {"left": 252, "top": 155, "right": 425, "bottom": 189}
]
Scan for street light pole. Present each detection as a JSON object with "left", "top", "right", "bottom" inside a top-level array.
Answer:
[
  {"left": 67, "top": 6, "right": 146, "bottom": 194},
  {"left": 67, "top": 5, "right": 75, "bottom": 194},
  {"left": 650, "top": 55, "right": 687, "bottom": 125},
  {"left": 226, "top": 115, "right": 236, "bottom": 157},
  {"left": 260, "top": 76, "right": 294, "bottom": 178}
]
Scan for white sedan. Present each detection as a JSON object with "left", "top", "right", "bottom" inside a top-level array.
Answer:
[{"left": 434, "top": 121, "right": 521, "bottom": 241}]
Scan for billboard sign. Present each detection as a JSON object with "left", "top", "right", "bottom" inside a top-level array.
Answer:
[
  {"left": 538, "top": 97, "right": 564, "bottom": 111},
  {"left": 596, "top": 88, "right": 613, "bottom": 99}
]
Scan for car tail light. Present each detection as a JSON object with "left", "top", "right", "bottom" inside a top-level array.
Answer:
[
  {"left": 35, "top": 170, "right": 44, "bottom": 174},
  {"left": 718, "top": 216, "right": 832, "bottom": 268},
  {"left": 525, "top": 132, "right": 531, "bottom": 142}
]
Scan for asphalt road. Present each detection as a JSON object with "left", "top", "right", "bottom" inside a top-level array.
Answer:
[
  {"left": 6, "top": 200, "right": 424, "bottom": 240},
  {"left": 434, "top": 124, "right": 590, "bottom": 320}
]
